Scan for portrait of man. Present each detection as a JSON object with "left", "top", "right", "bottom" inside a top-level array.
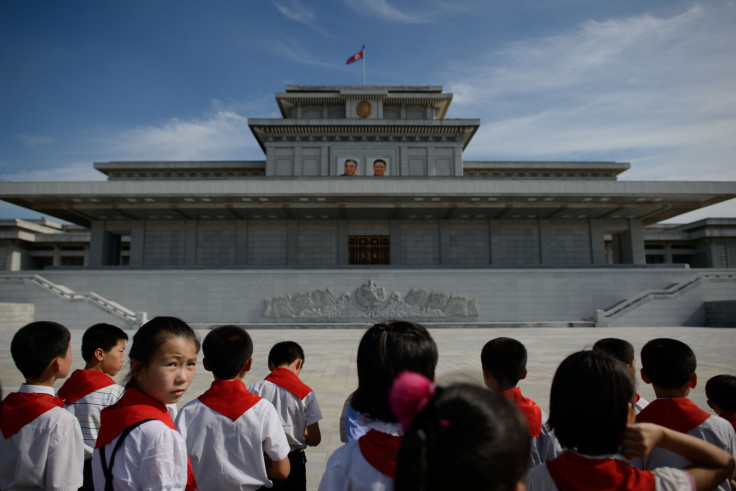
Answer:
[
  {"left": 373, "top": 159, "right": 387, "bottom": 176},
  {"left": 341, "top": 159, "right": 358, "bottom": 176}
]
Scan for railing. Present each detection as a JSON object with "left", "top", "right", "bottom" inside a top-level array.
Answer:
[
  {"left": 1, "top": 274, "right": 145, "bottom": 327},
  {"left": 594, "top": 272, "right": 736, "bottom": 326}
]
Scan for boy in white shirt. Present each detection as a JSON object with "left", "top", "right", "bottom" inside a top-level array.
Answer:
[
  {"left": 58, "top": 322, "right": 128, "bottom": 490},
  {"left": 0, "top": 321, "right": 84, "bottom": 490},
  {"left": 176, "top": 325, "right": 291, "bottom": 490},
  {"left": 250, "top": 340, "right": 322, "bottom": 491}
]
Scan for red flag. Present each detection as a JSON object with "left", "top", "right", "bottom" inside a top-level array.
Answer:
[{"left": 346, "top": 48, "right": 364, "bottom": 64}]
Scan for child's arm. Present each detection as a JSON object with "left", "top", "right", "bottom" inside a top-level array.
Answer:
[
  {"left": 305, "top": 421, "right": 321, "bottom": 446},
  {"left": 265, "top": 455, "right": 291, "bottom": 481},
  {"left": 622, "top": 422, "right": 735, "bottom": 491}
]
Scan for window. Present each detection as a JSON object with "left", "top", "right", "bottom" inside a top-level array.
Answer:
[{"left": 348, "top": 236, "right": 390, "bottom": 265}]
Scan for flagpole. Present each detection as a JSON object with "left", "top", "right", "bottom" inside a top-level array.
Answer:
[{"left": 362, "top": 45, "right": 366, "bottom": 86}]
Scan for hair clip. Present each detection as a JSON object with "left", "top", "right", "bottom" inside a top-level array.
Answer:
[
  {"left": 390, "top": 371, "right": 436, "bottom": 431},
  {"left": 439, "top": 419, "right": 451, "bottom": 427}
]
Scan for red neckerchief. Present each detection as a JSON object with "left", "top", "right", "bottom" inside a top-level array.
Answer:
[
  {"left": 635, "top": 393, "right": 641, "bottom": 403},
  {"left": 547, "top": 451, "right": 657, "bottom": 491},
  {"left": 720, "top": 412, "right": 736, "bottom": 433},
  {"left": 96, "top": 387, "right": 198, "bottom": 491},
  {"left": 58, "top": 369, "right": 117, "bottom": 404},
  {"left": 1, "top": 391, "right": 64, "bottom": 438},
  {"left": 636, "top": 398, "right": 711, "bottom": 433},
  {"left": 358, "top": 429, "right": 402, "bottom": 478},
  {"left": 500, "top": 387, "right": 542, "bottom": 437},
  {"left": 198, "top": 380, "right": 261, "bottom": 421},
  {"left": 265, "top": 367, "right": 313, "bottom": 400}
]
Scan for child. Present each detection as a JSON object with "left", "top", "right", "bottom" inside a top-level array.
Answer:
[
  {"left": 390, "top": 371, "right": 530, "bottom": 490},
  {"left": 0, "top": 321, "right": 84, "bottom": 490},
  {"left": 58, "top": 322, "right": 128, "bottom": 490},
  {"left": 319, "top": 320, "right": 438, "bottom": 491},
  {"left": 528, "top": 350, "right": 735, "bottom": 490},
  {"left": 706, "top": 375, "right": 736, "bottom": 432},
  {"left": 636, "top": 338, "right": 736, "bottom": 491},
  {"left": 91, "top": 316, "right": 200, "bottom": 491},
  {"left": 593, "top": 337, "right": 649, "bottom": 413},
  {"left": 176, "top": 325, "right": 291, "bottom": 490},
  {"left": 481, "top": 337, "right": 560, "bottom": 465},
  {"left": 249, "top": 340, "right": 322, "bottom": 491}
]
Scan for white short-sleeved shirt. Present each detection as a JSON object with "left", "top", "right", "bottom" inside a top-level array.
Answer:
[
  {"left": 528, "top": 453, "right": 694, "bottom": 491},
  {"left": 92, "top": 419, "right": 190, "bottom": 491},
  {"left": 633, "top": 414, "right": 736, "bottom": 491},
  {"left": 0, "top": 384, "right": 85, "bottom": 491},
  {"left": 63, "top": 382, "right": 125, "bottom": 459},
  {"left": 318, "top": 438, "right": 394, "bottom": 491},
  {"left": 175, "top": 397, "right": 291, "bottom": 490},
  {"left": 531, "top": 415, "right": 562, "bottom": 466},
  {"left": 249, "top": 378, "right": 322, "bottom": 450}
]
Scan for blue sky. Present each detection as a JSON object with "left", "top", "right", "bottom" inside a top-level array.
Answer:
[{"left": 1, "top": 0, "right": 735, "bottom": 222}]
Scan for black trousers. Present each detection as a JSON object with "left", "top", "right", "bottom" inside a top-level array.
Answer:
[{"left": 270, "top": 449, "right": 307, "bottom": 491}]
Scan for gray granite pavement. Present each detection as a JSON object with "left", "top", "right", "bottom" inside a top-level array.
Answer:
[{"left": 2, "top": 326, "right": 735, "bottom": 490}]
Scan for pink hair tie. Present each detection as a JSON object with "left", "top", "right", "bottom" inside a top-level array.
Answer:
[{"left": 390, "top": 371, "right": 436, "bottom": 431}]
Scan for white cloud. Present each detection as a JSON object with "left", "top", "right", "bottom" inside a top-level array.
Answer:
[
  {"left": 107, "top": 109, "right": 262, "bottom": 161},
  {"left": 16, "top": 134, "right": 57, "bottom": 147},
  {"left": 0, "top": 162, "right": 105, "bottom": 182},
  {"left": 272, "top": 0, "right": 332, "bottom": 36},
  {"left": 447, "top": 3, "right": 736, "bottom": 184},
  {"left": 341, "top": 0, "right": 428, "bottom": 24},
  {"left": 269, "top": 40, "right": 338, "bottom": 68}
]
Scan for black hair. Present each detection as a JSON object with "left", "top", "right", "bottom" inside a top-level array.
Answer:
[
  {"left": 593, "top": 337, "right": 635, "bottom": 365},
  {"left": 81, "top": 323, "right": 129, "bottom": 362},
  {"left": 351, "top": 320, "right": 438, "bottom": 422},
  {"left": 202, "top": 325, "right": 253, "bottom": 380},
  {"left": 373, "top": 159, "right": 386, "bottom": 166},
  {"left": 268, "top": 340, "right": 305, "bottom": 368},
  {"left": 640, "top": 338, "right": 696, "bottom": 389},
  {"left": 705, "top": 374, "right": 736, "bottom": 412},
  {"left": 395, "top": 384, "right": 530, "bottom": 491},
  {"left": 11, "top": 321, "right": 71, "bottom": 380},
  {"left": 480, "top": 337, "right": 527, "bottom": 389},
  {"left": 548, "top": 350, "right": 635, "bottom": 455},
  {"left": 125, "top": 316, "right": 200, "bottom": 388}
]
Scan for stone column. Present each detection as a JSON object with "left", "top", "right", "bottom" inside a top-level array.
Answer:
[
  {"left": 235, "top": 220, "right": 248, "bottom": 265},
  {"left": 184, "top": 221, "right": 198, "bottom": 266},
  {"left": 589, "top": 219, "right": 606, "bottom": 265},
  {"left": 390, "top": 219, "right": 402, "bottom": 265},
  {"left": 538, "top": 219, "right": 551, "bottom": 265},
  {"left": 129, "top": 221, "right": 145, "bottom": 267},
  {"left": 439, "top": 219, "right": 451, "bottom": 265},
  {"left": 286, "top": 221, "right": 298, "bottom": 265}
]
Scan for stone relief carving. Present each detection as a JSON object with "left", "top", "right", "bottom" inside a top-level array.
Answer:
[{"left": 262, "top": 280, "right": 479, "bottom": 320}]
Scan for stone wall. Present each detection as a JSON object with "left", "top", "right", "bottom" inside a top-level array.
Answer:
[
  {"left": 705, "top": 300, "right": 736, "bottom": 327},
  {"left": 2, "top": 268, "right": 734, "bottom": 328}
]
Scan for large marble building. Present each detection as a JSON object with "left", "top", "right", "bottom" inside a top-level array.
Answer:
[{"left": 1, "top": 85, "right": 735, "bottom": 328}]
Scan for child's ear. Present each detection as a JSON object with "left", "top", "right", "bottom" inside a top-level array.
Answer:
[
  {"left": 706, "top": 399, "right": 720, "bottom": 413},
  {"left": 94, "top": 348, "right": 105, "bottom": 362},
  {"left": 295, "top": 358, "right": 303, "bottom": 372},
  {"left": 687, "top": 373, "right": 697, "bottom": 389},
  {"left": 267, "top": 361, "right": 275, "bottom": 371},
  {"left": 129, "top": 359, "right": 142, "bottom": 381},
  {"left": 244, "top": 357, "right": 253, "bottom": 372},
  {"left": 640, "top": 368, "right": 651, "bottom": 385},
  {"left": 203, "top": 359, "right": 212, "bottom": 372},
  {"left": 520, "top": 368, "right": 528, "bottom": 381}
]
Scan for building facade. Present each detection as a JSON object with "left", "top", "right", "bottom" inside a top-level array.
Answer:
[{"left": 1, "top": 85, "right": 735, "bottom": 328}]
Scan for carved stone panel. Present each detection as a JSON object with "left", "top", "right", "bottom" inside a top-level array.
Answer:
[{"left": 262, "top": 279, "right": 479, "bottom": 321}]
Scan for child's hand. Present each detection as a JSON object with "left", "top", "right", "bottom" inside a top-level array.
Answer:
[{"left": 621, "top": 423, "right": 664, "bottom": 458}]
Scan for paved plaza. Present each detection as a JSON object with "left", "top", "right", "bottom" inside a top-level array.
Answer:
[{"left": 1, "top": 325, "right": 735, "bottom": 489}]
